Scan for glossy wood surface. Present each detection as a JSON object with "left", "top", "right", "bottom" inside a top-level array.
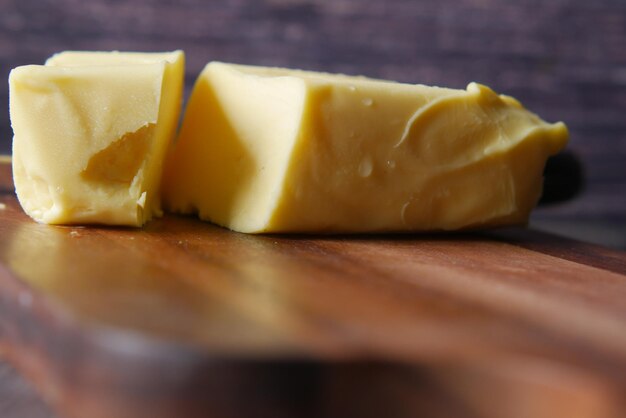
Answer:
[{"left": 1, "top": 163, "right": 625, "bottom": 418}]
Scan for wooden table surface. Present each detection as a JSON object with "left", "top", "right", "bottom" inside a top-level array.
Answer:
[{"left": 1, "top": 158, "right": 626, "bottom": 418}]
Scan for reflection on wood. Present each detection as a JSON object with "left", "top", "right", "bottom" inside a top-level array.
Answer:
[{"left": 0, "top": 164, "right": 625, "bottom": 417}]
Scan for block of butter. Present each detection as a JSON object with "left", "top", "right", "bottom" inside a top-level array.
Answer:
[
  {"left": 163, "top": 62, "right": 568, "bottom": 233},
  {"left": 9, "top": 50, "right": 184, "bottom": 226}
]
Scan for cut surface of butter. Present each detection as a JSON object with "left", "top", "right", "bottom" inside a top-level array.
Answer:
[
  {"left": 163, "top": 62, "right": 568, "bottom": 233},
  {"left": 10, "top": 50, "right": 184, "bottom": 226},
  {"left": 46, "top": 50, "right": 183, "bottom": 67}
]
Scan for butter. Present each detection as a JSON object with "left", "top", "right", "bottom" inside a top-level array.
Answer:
[
  {"left": 9, "top": 50, "right": 184, "bottom": 226},
  {"left": 163, "top": 62, "right": 568, "bottom": 233},
  {"left": 46, "top": 50, "right": 181, "bottom": 67}
]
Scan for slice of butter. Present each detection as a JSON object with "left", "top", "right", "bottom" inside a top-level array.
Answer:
[
  {"left": 9, "top": 50, "right": 184, "bottom": 226},
  {"left": 163, "top": 62, "right": 568, "bottom": 233}
]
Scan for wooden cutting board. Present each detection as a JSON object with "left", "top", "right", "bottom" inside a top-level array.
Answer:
[{"left": 0, "top": 161, "right": 625, "bottom": 418}]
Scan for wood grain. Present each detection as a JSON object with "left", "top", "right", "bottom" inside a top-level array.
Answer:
[{"left": 0, "top": 166, "right": 625, "bottom": 418}]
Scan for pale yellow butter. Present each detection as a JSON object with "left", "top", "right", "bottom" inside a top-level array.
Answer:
[
  {"left": 9, "top": 51, "right": 184, "bottom": 226},
  {"left": 163, "top": 62, "right": 568, "bottom": 233}
]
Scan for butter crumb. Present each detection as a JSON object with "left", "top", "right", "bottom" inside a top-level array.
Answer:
[{"left": 137, "top": 191, "right": 147, "bottom": 209}]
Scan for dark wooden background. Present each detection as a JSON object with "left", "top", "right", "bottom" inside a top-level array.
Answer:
[{"left": 0, "top": 0, "right": 625, "bottom": 416}]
